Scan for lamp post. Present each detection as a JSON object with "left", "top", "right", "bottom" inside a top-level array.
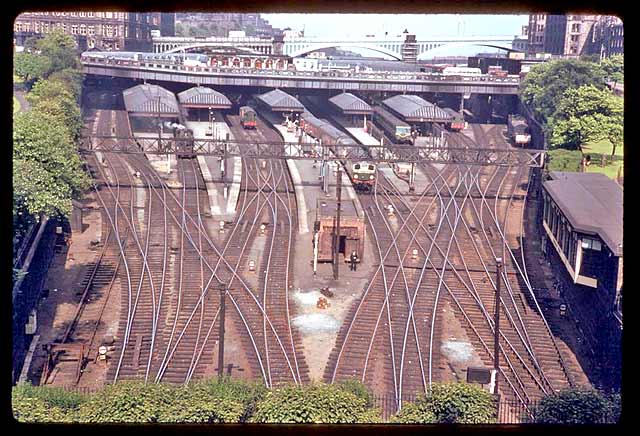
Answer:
[{"left": 493, "top": 257, "right": 503, "bottom": 395}]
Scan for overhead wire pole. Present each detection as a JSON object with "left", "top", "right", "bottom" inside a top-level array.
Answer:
[
  {"left": 218, "top": 282, "right": 226, "bottom": 379},
  {"left": 333, "top": 166, "right": 342, "bottom": 280},
  {"left": 493, "top": 257, "right": 503, "bottom": 396}
]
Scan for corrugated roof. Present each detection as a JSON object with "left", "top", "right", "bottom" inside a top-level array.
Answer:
[
  {"left": 543, "top": 172, "right": 623, "bottom": 256},
  {"left": 329, "top": 92, "right": 372, "bottom": 114},
  {"left": 256, "top": 89, "right": 304, "bottom": 112},
  {"left": 382, "top": 94, "right": 453, "bottom": 122},
  {"left": 177, "top": 86, "right": 232, "bottom": 108},
  {"left": 123, "top": 84, "right": 179, "bottom": 115}
]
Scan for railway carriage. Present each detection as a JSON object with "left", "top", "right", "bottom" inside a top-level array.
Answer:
[
  {"left": 442, "top": 107, "right": 465, "bottom": 131},
  {"left": 372, "top": 105, "right": 413, "bottom": 144},
  {"left": 239, "top": 106, "right": 257, "bottom": 129},
  {"left": 299, "top": 111, "right": 377, "bottom": 190}
]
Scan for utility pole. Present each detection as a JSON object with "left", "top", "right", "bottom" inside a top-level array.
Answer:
[
  {"left": 333, "top": 166, "right": 342, "bottom": 280},
  {"left": 218, "top": 283, "right": 226, "bottom": 379},
  {"left": 493, "top": 257, "right": 503, "bottom": 395}
]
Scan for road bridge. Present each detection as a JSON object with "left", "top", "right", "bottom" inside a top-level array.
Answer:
[
  {"left": 81, "top": 55, "right": 520, "bottom": 95},
  {"left": 153, "top": 34, "right": 516, "bottom": 63}
]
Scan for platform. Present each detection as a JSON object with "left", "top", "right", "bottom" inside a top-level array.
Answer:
[{"left": 186, "top": 121, "right": 241, "bottom": 221}]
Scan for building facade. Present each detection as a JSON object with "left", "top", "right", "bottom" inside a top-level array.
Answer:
[
  {"left": 13, "top": 12, "right": 166, "bottom": 51},
  {"left": 526, "top": 14, "right": 623, "bottom": 58}
]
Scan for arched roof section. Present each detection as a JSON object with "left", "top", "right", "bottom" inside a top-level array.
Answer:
[{"left": 123, "top": 83, "right": 179, "bottom": 116}]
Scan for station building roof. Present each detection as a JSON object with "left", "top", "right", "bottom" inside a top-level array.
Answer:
[
  {"left": 255, "top": 88, "right": 304, "bottom": 113},
  {"left": 543, "top": 172, "right": 623, "bottom": 256},
  {"left": 177, "top": 86, "right": 232, "bottom": 109},
  {"left": 382, "top": 94, "right": 453, "bottom": 123},
  {"left": 328, "top": 92, "right": 372, "bottom": 115},
  {"left": 123, "top": 84, "right": 179, "bottom": 117}
]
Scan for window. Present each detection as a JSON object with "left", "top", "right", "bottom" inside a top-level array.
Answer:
[
  {"left": 570, "top": 34, "right": 580, "bottom": 42},
  {"left": 581, "top": 237, "right": 602, "bottom": 251},
  {"left": 571, "top": 23, "right": 581, "bottom": 32}
]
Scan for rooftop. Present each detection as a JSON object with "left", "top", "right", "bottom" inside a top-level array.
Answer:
[
  {"left": 123, "top": 84, "right": 179, "bottom": 115},
  {"left": 544, "top": 171, "right": 623, "bottom": 256},
  {"left": 382, "top": 94, "right": 453, "bottom": 122},
  {"left": 328, "top": 92, "right": 372, "bottom": 115},
  {"left": 256, "top": 88, "right": 305, "bottom": 112},
  {"left": 177, "top": 86, "right": 232, "bottom": 108}
]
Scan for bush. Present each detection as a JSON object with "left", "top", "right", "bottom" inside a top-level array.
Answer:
[
  {"left": 75, "top": 381, "right": 175, "bottom": 423},
  {"left": 12, "top": 383, "right": 87, "bottom": 412},
  {"left": 157, "top": 385, "right": 245, "bottom": 423},
  {"left": 531, "top": 388, "right": 618, "bottom": 424},
  {"left": 336, "top": 378, "right": 374, "bottom": 408},
  {"left": 391, "top": 383, "right": 496, "bottom": 424},
  {"left": 251, "top": 383, "right": 381, "bottom": 423},
  {"left": 12, "top": 396, "right": 70, "bottom": 423},
  {"left": 546, "top": 149, "right": 583, "bottom": 173},
  {"left": 187, "top": 377, "right": 267, "bottom": 422}
]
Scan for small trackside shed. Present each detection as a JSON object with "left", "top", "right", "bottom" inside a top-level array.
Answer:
[
  {"left": 177, "top": 86, "right": 232, "bottom": 121},
  {"left": 541, "top": 172, "right": 622, "bottom": 295},
  {"left": 315, "top": 198, "right": 365, "bottom": 263}
]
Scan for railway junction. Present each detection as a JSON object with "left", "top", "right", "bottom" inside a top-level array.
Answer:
[{"left": 17, "top": 80, "right": 621, "bottom": 422}]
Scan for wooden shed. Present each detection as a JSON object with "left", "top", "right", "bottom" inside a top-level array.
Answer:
[{"left": 315, "top": 198, "right": 365, "bottom": 263}]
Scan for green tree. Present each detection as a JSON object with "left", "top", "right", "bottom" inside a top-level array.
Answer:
[
  {"left": 251, "top": 383, "right": 381, "bottom": 423},
  {"left": 48, "top": 67, "right": 84, "bottom": 101},
  {"left": 27, "top": 79, "right": 83, "bottom": 140},
  {"left": 13, "top": 52, "right": 51, "bottom": 84},
  {"left": 13, "top": 110, "right": 89, "bottom": 218},
  {"left": 531, "top": 388, "right": 618, "bottom": 424},
  {"left": 550, "top": 85, "right": 623, "bottom": 156},
  {"left": 35, "top": 28, "right": 79, "bottom": 74},
  {"left": 601, "top": 54, "right": 624, "bottom": 84},
  {"left": 391, "top": 383, "right": 496, "bottom": 424},
  {"left": 520, "top": 59, "right": 606, "bottom": 123}
]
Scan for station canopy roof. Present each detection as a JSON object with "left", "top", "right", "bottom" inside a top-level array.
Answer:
[
  {"left": 382, "top": 94, "right": 453, "bottom": 123},
  {"left": 123, "top": 84, "right": 179, "bottom": 116},
  {"left": 255, "top": 88, "right": 304, "bottom": 112},
  {"left": 544, "top": 172, "right": 623, "bottom": 256},
  {"left": 177, "top": 86, "right": 232, "bottom": 109},
  {"left": 328, "top": 92, "right": 372, "bottom": 115}
]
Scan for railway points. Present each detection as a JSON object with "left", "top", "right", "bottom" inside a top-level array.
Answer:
[{"left": 24, "top": 80, "right": 603, "bottom": 422}]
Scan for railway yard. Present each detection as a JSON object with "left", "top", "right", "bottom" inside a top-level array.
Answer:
[{"left": 24, "top": 85, "right": 594, "bottom": 421}]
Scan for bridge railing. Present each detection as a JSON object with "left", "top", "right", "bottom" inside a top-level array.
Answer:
[{"left": 80, "top": 55, "right": 520, "bottom": 84}]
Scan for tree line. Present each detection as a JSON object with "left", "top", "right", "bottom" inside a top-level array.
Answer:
[
  {"left": 12, "top": 378, "right": 620, "bottom": 424},
  {"left": 519, "top": 55, "right": 623, "bottom": 172},
  {"left": 13, "top": 30, "right": 89, "bottom": 259}
]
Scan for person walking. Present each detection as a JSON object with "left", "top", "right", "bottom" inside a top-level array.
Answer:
[{"left": 350, "top": 250, "right": 358, "bottom": 271}]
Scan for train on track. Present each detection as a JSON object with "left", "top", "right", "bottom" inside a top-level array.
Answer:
[
  {"left": 299, "top": 111, "right": 377, "bottom": 190},
  {"left": 372, "top": 105, "right": 413, "bottom": 144},
  {"left": 442, "top": 107, "right": 465, "bottom": 131},
  {"left": 239, "top": 106, "right": 257, "bottom": 129},
  {"left": 173, "top": 125, "right": 196, "bottom": 158},
  {"left": 507, "top": 114, "right": 531, "bottom": 147}
]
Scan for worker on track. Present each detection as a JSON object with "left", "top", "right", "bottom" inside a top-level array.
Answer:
[{"left": 350, "top": 250, "right": 358, "bottom": 271}]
